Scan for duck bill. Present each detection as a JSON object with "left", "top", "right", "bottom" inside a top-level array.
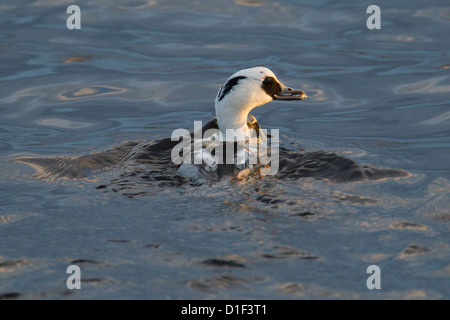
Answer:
[{"left": 274, "top": 85, "right": 307, "bottom": 101}]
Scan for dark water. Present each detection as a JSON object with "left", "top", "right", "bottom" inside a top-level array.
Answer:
[{"left": 1, "top": 0, "right": 449, "bottom": 299}]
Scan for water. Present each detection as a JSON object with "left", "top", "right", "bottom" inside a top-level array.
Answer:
[{"left": 0, "top": 0, "right": 449, "bottom": 299}]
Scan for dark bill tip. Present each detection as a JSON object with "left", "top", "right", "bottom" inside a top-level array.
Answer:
[{"left": 274, "top": 88, "right": 307, "bottom": 101}]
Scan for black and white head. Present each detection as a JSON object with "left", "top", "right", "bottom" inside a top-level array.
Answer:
[{"left": 215, "top": 67, "right": 306, "bottom": 136}]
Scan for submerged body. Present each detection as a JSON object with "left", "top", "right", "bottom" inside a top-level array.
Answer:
[{"left": 15, "top": 117, "right": 407, "bottom": 188}]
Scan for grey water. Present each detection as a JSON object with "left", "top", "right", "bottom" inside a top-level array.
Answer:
[{"left": 0, "top": 0, "right": 449, "bottom": 299}]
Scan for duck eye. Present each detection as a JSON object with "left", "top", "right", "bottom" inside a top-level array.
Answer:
[{"left": 263, "top": 77, "right": 274, "bottom": 85}]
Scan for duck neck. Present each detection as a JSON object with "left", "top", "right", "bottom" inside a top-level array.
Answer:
[{"left": 215, "top": 104, "right": 252, "bottom": 141}]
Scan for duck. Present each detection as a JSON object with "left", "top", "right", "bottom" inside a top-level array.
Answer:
[
  {"left": 15, "top": 67, "right": 408, "bottom": 188},
  {"left": 175, "top": 66, "right": 307, "bottom": 182},
  {"left": 214, "top": 66, "right": 306, "bottom": 140}
]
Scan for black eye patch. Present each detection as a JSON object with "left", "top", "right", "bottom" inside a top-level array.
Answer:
[
  {"left": 218, "top": 76, "right": 247, "bottom": 101},
  {"left": 262, "top": 76, "right": 281, "bottom": 98}
]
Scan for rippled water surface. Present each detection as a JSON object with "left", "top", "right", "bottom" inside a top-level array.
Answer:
[{"left": 0, "top": 0, "right": 449, "bottom": 299}]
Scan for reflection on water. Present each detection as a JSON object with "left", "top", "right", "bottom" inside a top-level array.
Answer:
[
  {"left": 58, "top": 86, "right": 127, "bottom": 100},
  {"left": 395, "top": 76, "right": 450, "bottom": 94},
  {"left": 0, "top": 0, "right": 449, "bottom": 300},
  {"left": 63, "top": 55, "right": 97, "bottom": 64}
]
